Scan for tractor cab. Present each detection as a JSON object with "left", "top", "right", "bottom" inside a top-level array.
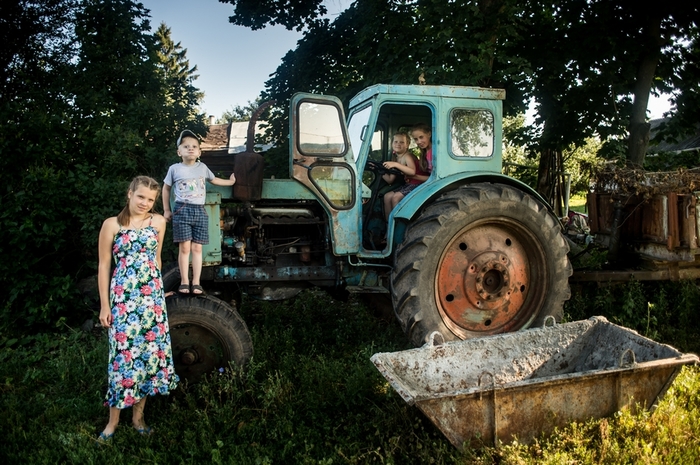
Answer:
[{"left": 290, "top": 85, "right": 506, "bottom": 258}]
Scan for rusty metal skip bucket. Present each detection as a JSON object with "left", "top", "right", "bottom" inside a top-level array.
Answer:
[{"left": 370, "top": 316, "right": 698, "bottom": 449}]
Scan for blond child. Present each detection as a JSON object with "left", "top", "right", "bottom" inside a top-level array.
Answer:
[
  {"left": 162, "top": 130, "right": 236, "bottom": 295},
  {"left": 383, "top": 129, "right": 430, "bottom": 220}
]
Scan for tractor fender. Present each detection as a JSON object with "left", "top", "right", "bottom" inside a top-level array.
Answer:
[{"left": 392, "top": 172, "right": 555, "bottom": 222}]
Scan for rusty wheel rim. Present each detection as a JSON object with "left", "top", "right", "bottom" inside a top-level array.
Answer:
[
  {"left": 435, "top": 218, "right": 546, "bottom": 338},
  {"left": 171, "top": 322, "right": 228, "bottom": 380}
]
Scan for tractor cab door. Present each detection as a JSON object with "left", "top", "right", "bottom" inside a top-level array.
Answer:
[{"left": 290, "top": 93, "right": 360, "bottom": 254}]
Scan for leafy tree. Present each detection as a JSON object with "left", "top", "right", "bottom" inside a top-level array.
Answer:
[
  {"left": 219, "top": 0, "right": 327, "bottom": 31},
  {"left": 226, "top": 0, "right": 700, "bottom": 185},
  {"left": 0, "top": 0, "right": 81, "bottom": 328},
  {"left": 155, "top": 23, "right": 205, "bottom": 134},
  {"left": 655, "top": 22, "right": 700, "bottom": 147},
  {"left": 0, "top": 0, "right": 75, "bottom": 102},
  {"left": 217, "top": 99, "right": 263, "bottom": 123}
]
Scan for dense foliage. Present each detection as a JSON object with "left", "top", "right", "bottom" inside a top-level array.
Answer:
[
  {"left": 0, "top": 0, "right": 205, "bottom": 330},
  {"left": 220, "top": 0, "right": 700, "bottom": 179},
  {"left": 1, "top": 286, "right": 699, "bottom": 463}
]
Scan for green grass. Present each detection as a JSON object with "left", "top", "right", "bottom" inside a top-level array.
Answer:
[
  {"left": 1, "top": 286, "right": 700, "bottom": 464},
  {"left": 569, "top": 194, "right": 588, "bottom": 213}
]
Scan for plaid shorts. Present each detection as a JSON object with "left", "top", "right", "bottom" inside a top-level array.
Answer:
[
  {"left": 172, "top": 202, "right": 209, "bottom": 244},
  {"left": 395, "top": 182, "right": 420, "bottom": 197}
]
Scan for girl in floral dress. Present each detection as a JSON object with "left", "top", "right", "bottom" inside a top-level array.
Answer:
[{"left": 97, "top": 176, "right": 179, "bottom": 441}]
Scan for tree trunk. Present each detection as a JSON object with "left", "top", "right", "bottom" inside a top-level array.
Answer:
[
  {"left": 537, "top": 147, "right": 552, "bottom": 200},
  {"left": 627, "top": 12, "right": 663, "bottom": 167}
]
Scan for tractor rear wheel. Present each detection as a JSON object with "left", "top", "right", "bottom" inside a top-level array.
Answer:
[
  {"left": 391, "top": 183, "right": 571, "bottom": 346},
  {"left": 166, "top": 295, "right": 253, "bottom": 382}
]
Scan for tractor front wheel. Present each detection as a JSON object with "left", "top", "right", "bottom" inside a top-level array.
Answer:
[{"left": 166, "top": 295, "right": 253, "bottom": 382}]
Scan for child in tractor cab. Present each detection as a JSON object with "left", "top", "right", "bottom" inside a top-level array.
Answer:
[
  {"left": 408, "top": 122, "right": 433, "bottom": 183},
  {"left": 162, "top": 129, "right": 236, "bottom": 295},
  {"left": 383, "top": 124, "right": 433, "bottom": 220},
  {"left": 382, "top": 131, "right": 418, "bottom": 220}
]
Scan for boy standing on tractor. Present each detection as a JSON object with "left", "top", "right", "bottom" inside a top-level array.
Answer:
[{"left": 162, "top": 130, "right": 236, "bottom": 295}]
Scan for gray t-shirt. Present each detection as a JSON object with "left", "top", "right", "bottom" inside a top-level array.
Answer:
[{"left": 163, "top": 162, "right": 215, "bottom": 205}]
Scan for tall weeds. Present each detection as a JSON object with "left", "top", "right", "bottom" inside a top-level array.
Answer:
[{"left": 1, "top": 284, "right": 699, "bottom": 463}]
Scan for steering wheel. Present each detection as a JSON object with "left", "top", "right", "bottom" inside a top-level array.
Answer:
[{"left": 366, "top": 160, "right": 402, "bottom": 176}]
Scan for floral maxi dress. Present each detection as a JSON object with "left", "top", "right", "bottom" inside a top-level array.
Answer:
[{"left": 105, "top": 223, "right": 179, "bottom": 408}]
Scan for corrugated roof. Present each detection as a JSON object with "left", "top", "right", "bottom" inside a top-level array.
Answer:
[{"left": 649, "top": 118, "right": 700, "bottom": 153}]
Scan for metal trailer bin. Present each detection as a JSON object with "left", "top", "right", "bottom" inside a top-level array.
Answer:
[{"left": 370, "top": 316, "right": 698, "bottom": 449}]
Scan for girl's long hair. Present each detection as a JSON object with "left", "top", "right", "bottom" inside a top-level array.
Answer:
[
  {"left": 117, "top": 176, "right": 161, "bottom": 227},
  {"left": 411, "top": 123, "right": 432, "bottom": 172}
]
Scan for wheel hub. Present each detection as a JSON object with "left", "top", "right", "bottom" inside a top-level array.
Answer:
[
  {"left": 180, "top": 348, "right": 199, "bottom": 365},
  {"left": 171, "top": 323, "right": 227, "bottom": 380},
  {"left": 436, "top": 223, "right": 534, "bottom": 337}
]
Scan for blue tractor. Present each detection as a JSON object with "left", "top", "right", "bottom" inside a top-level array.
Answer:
[{"left": 165, "top": 85, "right": 572, "bottom": 381}]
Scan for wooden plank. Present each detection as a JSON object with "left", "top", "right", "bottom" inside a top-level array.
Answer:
[
  {"left": 571, "top": 266, "right": 700, "bottom": 282},
  {"left": 587, "top": 193, "right": 599, "bottom": 233}
]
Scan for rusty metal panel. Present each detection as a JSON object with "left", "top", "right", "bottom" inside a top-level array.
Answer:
[
  {"left": 679, "top": 194, "right": 697, "bottom": 249},
  {"left": 371, "top": 317, "right": 698, "bottom": 449},
  {"left": 640, "top": 195, "right": 668, "bottom": 244}
]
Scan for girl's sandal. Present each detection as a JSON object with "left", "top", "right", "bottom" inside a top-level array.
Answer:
[
  {"left": 134, "top": 425, "right": 153, "bottom": 436},
  {"left": 96, "top": 431, "right": 114, "bottom": 444},
  {"left": 178, "top": 284, "right": 190, "bottom": 294}
]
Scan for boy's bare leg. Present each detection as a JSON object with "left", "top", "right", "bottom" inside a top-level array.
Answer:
[
  {"left": 191, "top": 243, "right": 203, "bottom": 293},
  {"left": 178, "top": 241, "right": 191, "bottom": 289}
]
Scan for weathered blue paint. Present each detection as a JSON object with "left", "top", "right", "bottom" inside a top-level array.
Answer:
[
  {"left": 392, "top": 172, "right": 553, "bottom": 222},
  {"left": 217, "top": 265, "right": 338, "bottom": 282},
  {"left": 204, "top": 85, "right": 548, "bottom": 280},
  {"left": 202, "top": 191, "right": 223, "bottom": 265},
  {"left": 289, "top": 92, "right": 362, "bottom": 256},
  {"left": 349, "top": 84, "right": 506, "bottom": 106}
]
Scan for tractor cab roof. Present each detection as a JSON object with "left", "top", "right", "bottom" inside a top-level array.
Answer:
[{"left": 349, "top": 84, "right": 505, "bottom": 108}]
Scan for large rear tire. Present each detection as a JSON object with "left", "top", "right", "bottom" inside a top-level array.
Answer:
[
  {"left": 391, "top": 183, "right": 572, "bottom": 346},
  {"left": 167, "top": 295, "right": 253, "bottom": 382}
]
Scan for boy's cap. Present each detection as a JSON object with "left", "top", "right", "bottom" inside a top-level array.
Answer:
[{"left": 177, "top": 129, "right": 199, "bottom": 147}]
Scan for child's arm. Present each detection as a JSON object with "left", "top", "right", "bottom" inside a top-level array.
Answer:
[
  {"left": 162, "top": 184, "right": 172, "bottom": 222},
  {"left": 383, "top": 156, "right": 417, "bottom": 177},
  {"left": 210, "top": 172, "right": 237, "bottom": 187}
]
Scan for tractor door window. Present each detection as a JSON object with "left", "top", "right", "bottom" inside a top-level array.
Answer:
[
  {"left": 347, "top": 104, "right": 372, "bottom": 162},
  {"left": 298, "top": 101, "right": 347, "bottom": 156},
  {"left": 450, "top": 109, "right": 494, "bottom": 158},
  {"left": 369, "top": 128, "right": 384, "bottom": 162},
  {"left": 309, "top": 164, "right": 354, "bottom": 209}
]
